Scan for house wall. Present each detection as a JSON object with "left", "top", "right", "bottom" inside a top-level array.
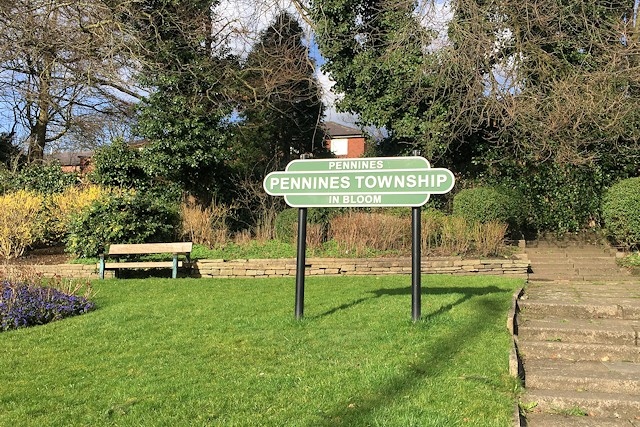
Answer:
[
  {"left": 328, "top": 136, "right": 366, "bottom": 158},
  {"left": 346, "top": 137, "right": 365, "bottom": 158}
]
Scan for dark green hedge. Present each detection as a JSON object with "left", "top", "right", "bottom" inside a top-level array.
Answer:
[
  {"left": 66, "top": 191, "right": 180, "bottom": 258},
  {"left": 602, "top": 177, "right": 640, "bottom": 248},
  {"left": 452, "top": 186, "right": 523, "bottom": 229}
]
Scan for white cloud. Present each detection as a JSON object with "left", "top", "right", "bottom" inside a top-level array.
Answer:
[
  {"left": 213, "top": 0, "right": 358, "bottom": 125},
  {"left": 415, "top": 0, "right": 454, "bottom": 51},
  {"left": 213, "top": 0, "right": 309, "bottom": 58}
]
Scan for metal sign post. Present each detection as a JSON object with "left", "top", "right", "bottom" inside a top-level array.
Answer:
[
  {"left": 412, "top": 206, "right": 422, "bottom": 321},
  {"left": 295, "top": 207, "right": 307, "bottom": 320}
]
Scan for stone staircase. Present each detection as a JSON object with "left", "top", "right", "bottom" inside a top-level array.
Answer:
[
  {"left": 526, "top": 240, "right": 633, "bottom": 282},
  {"left": 517, "top": 243, "right": 640, "bottom": 426}
]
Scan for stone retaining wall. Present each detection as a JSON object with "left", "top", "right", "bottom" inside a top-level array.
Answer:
[
  {"left": 1, "top": 256, "right": 529, "bottom": 280},
  {"left": 194, "top": 257, "right": 529, "bottom": 278}
]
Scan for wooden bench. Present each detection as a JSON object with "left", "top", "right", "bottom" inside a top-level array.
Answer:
[{"left": 98, "top": 242, "right": 193, "bottom": 279}]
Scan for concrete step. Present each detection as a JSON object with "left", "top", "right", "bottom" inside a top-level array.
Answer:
[
  {"left": 524, "top": 388, "right": 640, "bottom": 418},
  {"left": 519, "top": 300, "right": 625, "bottom": 319},
  {"left": 526, "top": 248, "right": 614, "bottom": 256},
  {"left": 518, "top": 318, "right": 639, "bottom": 346},
  {"left": 524, "top": 284, "right": 640, "bottom": 299},
  {"left": 524, "top": 245, "right": 617, "bottom": 255},
  {"left": 530, "top": 259, "right": 628, "bottom": 272},
  {"left": 577, "top": 267, "right": 629, "bottom": 276},
  {"left": 519, "top": 300, "right": 640, "bottom": 320},
  {"left": 519, "top": 341, "right": 640, "bottom": 362},
  {"left": 526, "top": 259, "right": 615, "bottom": 267},
  {"left": 524, "top": 360, "right": 640, "bottom": 394},
  {"left": 523, "top": 412, "right": 638, "bottom": 426}
]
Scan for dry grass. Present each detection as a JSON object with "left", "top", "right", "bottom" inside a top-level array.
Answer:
[
  {"left": 329, "top": 211, "right": 410, "bottom": 256},
  {"left": 180, "top": 198, "right": 232, "bottom": 248},
  {"left": 440, "top": 216, "right": 472, "bottom": 256},
  {"left": 254, "top": 210, "right": 277, "bottom": 242},
  {"left": 233, "top": 229, "right": 253, "bottom": 246},
  {"left": 0, "top": 264, "right": 94, "bottom": 299},
  {"left": 471, "top": 221, "right": 508, "bottom": 257},
  {"left": 421, "top": 210, "right": 444, "bottom": 255},
  {"left": 306, "top": 223, "right": 325, "bottom": 250}
]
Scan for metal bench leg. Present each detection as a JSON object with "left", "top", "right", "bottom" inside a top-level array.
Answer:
[
  {"left": 99, "top": 254, "right": 105, "bottom": 280},
  {"left": 172, "top": 253, "right": 178, "bottom": 279}
]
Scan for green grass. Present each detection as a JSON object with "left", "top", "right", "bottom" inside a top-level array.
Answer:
[
  {"left": 0, "top": 275, "right": 523, "bottom": 426},
  {"left": 618, "top": 251, "right": 640, "bottom": 268},
  {"left": 70, "top": 241, "right": 403, "bottom": 265}
]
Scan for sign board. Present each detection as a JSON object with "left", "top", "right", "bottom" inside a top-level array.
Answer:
[{"left": 263, "top": 156, "right": 455, "bottom": 207}]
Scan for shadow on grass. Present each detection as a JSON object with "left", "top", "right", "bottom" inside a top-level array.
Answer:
[
  {"left": 312, "top": 285, "right": 507, "bottom": 320},
  {"left": 312, "top": 285, "right": 511, "bottom": 426}
]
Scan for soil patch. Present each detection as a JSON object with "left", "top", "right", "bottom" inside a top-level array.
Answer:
[{"left": 2, "top": 246, "right": 71, "bottom": 265}]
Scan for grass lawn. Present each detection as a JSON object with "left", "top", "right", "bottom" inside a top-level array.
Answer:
[{"left": 0, "top": 275, "right": 523, "bottom": 426}]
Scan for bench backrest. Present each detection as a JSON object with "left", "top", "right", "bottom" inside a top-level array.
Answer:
[{"left": 107, "top": 242, "right": 193, "bottom": 256}]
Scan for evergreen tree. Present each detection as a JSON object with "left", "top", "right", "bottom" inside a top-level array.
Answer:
[
  {"left": 234, "top": 12, "right": 326, "bottom": 175},
  {"left": 128, "top": 0, "right": 238, "bottom": 202}
]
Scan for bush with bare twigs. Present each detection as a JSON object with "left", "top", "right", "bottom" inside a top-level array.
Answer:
[
  {"left": 180, "top": 198, "right": 233, "bottom": 248},
  {"left": 329, "top": 211, "right": 410, "bottom": 256}
]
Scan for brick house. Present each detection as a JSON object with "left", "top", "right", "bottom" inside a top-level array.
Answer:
[
  {"left": 324, "top": 122, "right": 365, "bottom": 158},
  {"left": 47, "top": 151, "right": 94, "bottom": 174}
]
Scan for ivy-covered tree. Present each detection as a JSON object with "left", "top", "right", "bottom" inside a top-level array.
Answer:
[
  {"left": 124, "top": 0, "right": 238, "bottom": 202},
  {"left": 234, "top": 12, "right": 326, "bottom": 174},
  {"left": 311, "top": 0, "right": 452, "bottom": 158}
]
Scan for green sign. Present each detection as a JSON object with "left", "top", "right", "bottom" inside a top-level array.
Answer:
[{"left": 263, "top": 157, "right": 455, "bottom": 207}]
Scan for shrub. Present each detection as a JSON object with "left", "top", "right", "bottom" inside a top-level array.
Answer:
[
  {"left": 45, "top": 185, "right": 105, "bottom": 243},
  {"left": 13, "top": 163, "right": 78, "bottom": 194},
  {"left": 89, "top": 138, "right": 150, "bottom": 190},
  {"left": 489, "top": 162, "right": 609, "bottom": 233},
  {"left": 0, "top": 167, "right": 16, "bottom": 195},
  {"left": 453, "top": 186, "right": 522, "bottom": 229},
  {"left": 274, "top": 208, "right": 298, "bottom": 242},
  {"left": 0, "top": 281, "right": 95, "bottom": 331},
  {"left": 0, "top": 190, "right": 44, "bottom": 259},
  {"left": 602, "top": 177, "right": 640, "bottom": 248},
  {"left": 274, "top": 208, "right": 333, "bottom": 243},
  {"left": 66, "top": 191, "right": 180, "bottom": 258},
  {"left": 180, "top": 198, "right": 232, "bottom": 248}
]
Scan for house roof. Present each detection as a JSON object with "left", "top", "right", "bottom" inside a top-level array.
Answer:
[
  {"left": 324, "top": 121, "right": 363, "bottom": 138},
  {"left": 46, "top": 151, "right": 94, "bottom": 167}
]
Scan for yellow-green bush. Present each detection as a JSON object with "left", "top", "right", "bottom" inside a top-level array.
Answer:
[
  {"left": 45, "top": 185, "right": 105, "bottom": 242},
  {"left": 0, "top": 190, "right": 44, "bottom": 259}
]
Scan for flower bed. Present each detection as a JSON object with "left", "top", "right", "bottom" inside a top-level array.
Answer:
[{"left": 1, "top": 281, "right": 95, "bottom": 331}]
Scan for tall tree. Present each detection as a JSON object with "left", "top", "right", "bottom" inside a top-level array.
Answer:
[
  {"left": 311, "top": 0, "right": 640, "bottom": 165},
  {"left": 311, "top": 0, "right": 640, "bottom": 232},
  {"left": 312, "top": 0, "right": 452, "bottom": 158},
  {"left": 0, "top": 0, "right": 141, "bottom": 161},
  {"left": 234, "top": 12, "right": 325, "bottom": 173},
  {"left": 122, "top": 0, "right": 239, "bottom": 202},
  {"left": 494, "top": 0, "right": 640, "bottom": 166}
]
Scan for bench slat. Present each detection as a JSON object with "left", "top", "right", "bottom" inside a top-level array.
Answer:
[
  {"left": 103, "top": 261, "right": 183, "bottom": 269},
  {"left": 107, "top": 242, "right": 193, "bottom": 255}
]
